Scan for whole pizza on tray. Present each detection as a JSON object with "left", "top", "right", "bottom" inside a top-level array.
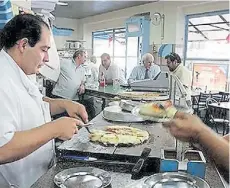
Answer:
[
  {"left": 118, "top": 92, "right": 161, "bottom": 100},
  {"left": 89, "top": 125, "right": 149, "bottom": 146}
]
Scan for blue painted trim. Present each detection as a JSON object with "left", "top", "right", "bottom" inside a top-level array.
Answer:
[
  {"left": 0, "top": 18, "right": 10, "bottom": 23},
  {"left": 0, "top": 0, "right": 9, "bottom": 7},
  {"left": 0, "top": 11, "right": 12, "bottom": 19},
  {"left": 183, "top": 15, "right": 189, "bottom": 66},
  {"left": 52, "top": 26, "right": 74, "bottom": 36},
  {"left": 0, "top": 7, "right": 11, "bottom": 14},
  {"left": 125, "top": 17, "right": 143, "bottom": 37},
  {"left": 187, "top": 9, "right": 229, "bottom": 19},
  {"left": 0, "top": 0, "right": 11, "bottom": 11}
]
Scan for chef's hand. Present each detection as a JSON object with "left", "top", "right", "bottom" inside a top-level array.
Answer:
[
  {"left": 162, "top": 112, "right": 206, "bottom": 143},
  {"left": 52, "top": 117, "right": 84, "bottom": 140},
  {"left": 64, "top": 100, "right": 88, "bottom": 123},
  {"left": 78, "top": 84, "right": 85, "bottom": 95}
]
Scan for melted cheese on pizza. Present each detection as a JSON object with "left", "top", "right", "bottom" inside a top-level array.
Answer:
[{"left": 89, "top": 125, "right": 149, "bottom": 146}]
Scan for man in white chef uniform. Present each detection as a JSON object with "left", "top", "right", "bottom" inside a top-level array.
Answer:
[{"left": 0, "top": 14, "right": 88, "bottom": 188}]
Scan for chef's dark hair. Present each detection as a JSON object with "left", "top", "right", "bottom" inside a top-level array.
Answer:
[
  {"left": 0, "top": 14, "right": 49, "bottom": 50},
  {"left": 165, "top": 52, "right": 181, "bottom": 64},
  {"left": 73, "top": 49, "right": 86, "bottom": 60}
]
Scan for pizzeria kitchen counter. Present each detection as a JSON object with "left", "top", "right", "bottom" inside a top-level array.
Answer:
[{"left": 32, "top": 113, "right": 226, "bottom": 188}]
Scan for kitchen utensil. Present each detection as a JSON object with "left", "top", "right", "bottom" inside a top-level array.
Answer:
[
  {"left": 54, "top": 167, "right": 112, "bottom": 188},
  {"left": 143, "top": 172, "right": 210, "bottom": 188},
  {"left": 132, "top": 148, "right": 151, "bottom": 176}
]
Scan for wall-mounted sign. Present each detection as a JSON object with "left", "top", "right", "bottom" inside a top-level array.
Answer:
[{"left": 192, "top": 63, "right": 229, "bottom": 91}]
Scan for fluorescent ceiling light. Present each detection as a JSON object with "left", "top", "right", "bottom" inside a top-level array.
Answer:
[{"left": 57, "top": 1, "right": 68, "bottom": 6}]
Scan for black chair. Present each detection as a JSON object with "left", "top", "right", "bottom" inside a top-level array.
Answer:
[
  {"left": 219, "top": 91, "right": 230, "bottom": 102},
  {"left": 194, "top": 92, "right": 212, "bottom": 120},
  {"left": 205, "top": 98, "right": 229, "bottom": 135}
]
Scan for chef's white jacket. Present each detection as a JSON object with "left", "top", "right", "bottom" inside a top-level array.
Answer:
[{"left": 0, "top": 50, "right": 54, "bottom": 188}]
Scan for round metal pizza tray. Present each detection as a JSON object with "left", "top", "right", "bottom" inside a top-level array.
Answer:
[
  {"left": 103, "top": 106, "right": 145, "bottom": 122},
  {"left": 143, "top": 172, "right": 210, "bottom": 188},
  {"left": 119, "top": 100, "right": 142, "bottom": 112},
  {"left": 54, "top": 167, "right": 111, "bottom": 188}
]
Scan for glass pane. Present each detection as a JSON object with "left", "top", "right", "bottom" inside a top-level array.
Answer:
[
  {"left": 187, "top": 40, "right": 230, "bottom": 59},
  {"left": 222, "top": 14, "right": 229, "bottom": 22},
  {"left": 189, "top": 15, "right": 222, "bottom": 25},
  {"left": 188, "top": 26, "right": 196, "bottom": 32},
  {"left": 211, "top": 23, "right": 229, "bottom": 30},
  {"left": 196, "top": 25, "right": 216, "bottom": 31},
  {"left": 113, "top": 57, "right": 125, "bottom": 72},
  {"left": 126, "top": 57, "right": 139, "bottom": 79},
  {"left": 93, "top": 36, "right": 113, "bottom": 57},
  {"left": 192, "top": 63, "right": 228, "bottom": 91},
  {"left": 127, "top": 37, "right": 138, "bottom": 57},
  {"left": 114, "top": 32, "right": 126, "bottom": 56}
]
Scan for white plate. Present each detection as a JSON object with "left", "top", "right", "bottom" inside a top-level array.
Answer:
[{"left": 132, "top": 106, "right": 171, "bottom": 123}]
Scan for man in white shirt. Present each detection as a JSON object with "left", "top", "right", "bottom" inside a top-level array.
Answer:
[
  {"left": 52, "top": 49, "right": 87, "bottom": 101},
  {"left": 128, "top": 53, "right": 161, "bottom": 84},
  {"left": 52, "top": 49, "right": 96, "bottom": 120},
  {"left": 99, "top": 53, "right": 126, "bottom": 85},
  {"left": 165, "top": 52, "right": 192, "bottom": 105},
  {"left": 0, "top": 14, "right": 88, "bottom": 188}
]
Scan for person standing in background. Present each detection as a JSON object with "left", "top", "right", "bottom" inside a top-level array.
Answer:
[
  {"left": 165, "top": 52, "right": 192, "bottom": 105},
  {"left": 86, "top": 55, "right": 99, "bottom": 85},
  {"left": 52, "top": 49, "right": 87, "bottom": 101}
]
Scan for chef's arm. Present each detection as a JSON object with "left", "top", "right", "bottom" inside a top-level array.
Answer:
[
  {"left": 0, "top": 122, "right": 58, "bottom": 164},
  {"left": 43, "top": 97, "right": 68, "bottom": 116}
]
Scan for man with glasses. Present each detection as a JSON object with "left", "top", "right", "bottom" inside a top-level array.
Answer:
[
  {"left": 165, "top": 52, "right": 192, "bottom": 105},
  {"left": 128, "top": 53, "right": 161, "bottom": 84}
]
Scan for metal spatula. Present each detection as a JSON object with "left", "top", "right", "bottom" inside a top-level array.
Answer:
[{"left": 78, "top": 122, "right": 93, "bottom": 134}]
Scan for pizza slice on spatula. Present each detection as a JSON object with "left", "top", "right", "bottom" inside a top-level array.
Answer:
[{"left": 137, "top": 100, "right": 177, "bottom": 121}]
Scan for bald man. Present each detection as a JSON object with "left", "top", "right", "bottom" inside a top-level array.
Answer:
[
  {"left": 99, "top": 53, "right": 125, "bottom": 85},
  {"left": 128, "top": 53, "right": 161, "bottom": 84}
]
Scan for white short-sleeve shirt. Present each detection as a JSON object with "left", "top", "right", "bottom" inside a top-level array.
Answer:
[
  {"left": 52, "top": 58, "right": 86, "bottom": 100},
  {"left": 0, "top": 50, "right": 54, "bottom": 188},
  {"left": 98, "top": 62, "right": 126, "bottom": 84}
]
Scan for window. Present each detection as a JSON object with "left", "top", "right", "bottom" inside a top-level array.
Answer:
[
  {"left": 186, "top": 13, "right": 229, "bottom": 60},
  {"left": 184, "top": 10, "right": 230, "bottom": 91},
  {"left": 92, "top": 28, "right": 126, "bottom": 73}
]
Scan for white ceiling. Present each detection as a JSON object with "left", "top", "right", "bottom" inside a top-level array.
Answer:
[{"left": 52, "top": 1, "right": 152, "bottom": 19}]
